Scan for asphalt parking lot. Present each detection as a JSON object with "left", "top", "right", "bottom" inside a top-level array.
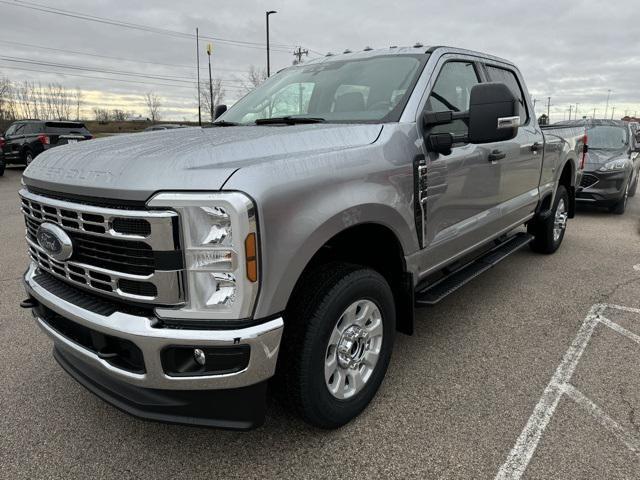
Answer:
[{"left": 1, "top": 165, "right": 639, "bottom": 479}]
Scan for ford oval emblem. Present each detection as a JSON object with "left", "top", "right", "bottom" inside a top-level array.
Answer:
[{"left": 36, "top": 223, "right": 73, "bottom": 261}]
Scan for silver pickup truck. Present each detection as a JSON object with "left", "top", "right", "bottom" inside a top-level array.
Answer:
[{"left": 20, "top": 46, "right": 586, "bottom": 430}]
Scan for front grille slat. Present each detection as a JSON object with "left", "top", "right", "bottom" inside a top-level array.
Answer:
[{"left": 21, "top": 189, "right": 184, "bottom": 305}]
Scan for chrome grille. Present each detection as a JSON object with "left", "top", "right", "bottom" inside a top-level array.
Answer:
[
  {"left": 20, "top": 189, "right": 184, "bottom": 305},
  {"left": 580, "top": 173, "right": 599, "bottom": 189}
]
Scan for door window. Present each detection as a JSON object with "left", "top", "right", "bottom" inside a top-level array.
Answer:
[
  {"left": 485, "top": 65, "right": 528, "bottom": 124},
  {"left": 5, "top": 124, "right": 19, "bottom": 136},
  {"left": 425, "top": 61, "right": 480, "bottom": 136}
]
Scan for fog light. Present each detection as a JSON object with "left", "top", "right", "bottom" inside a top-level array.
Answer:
[
  {"left": 161, "top": 345, "right": 251, "bottom": 376},
  {"left": 193, "top": 348, "right": 206, "bottom": 366}
]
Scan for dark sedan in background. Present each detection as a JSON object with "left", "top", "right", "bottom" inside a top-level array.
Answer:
[
  {"left": 572, "top": 119, "right": 640, "bottom": 214},
  {"left": 0, "top": 120, "right": 92, "bottom": 167}
]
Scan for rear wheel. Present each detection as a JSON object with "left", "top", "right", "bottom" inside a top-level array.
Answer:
[
  {"left": 528, "top": 185, "right": 569, "bottom": 254},
  {"left": 279, "top": 263, "right": 395, "bottom": 429},
  {"left": 24, "top": 150, "right": 34, "bottom": 166},
  {"left": 609, "top": 180, "right": 629, "bottom": 215},
  {"left": 0, "top": 158, "right": 4, "bottom": 176}
]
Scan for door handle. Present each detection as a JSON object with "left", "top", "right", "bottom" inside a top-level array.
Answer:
[
  {"left": 531, "top": 142, "right": 541, "bottom": 152},
  {"left": 488, "top": 149, "right": 506, "bottom": 161}
]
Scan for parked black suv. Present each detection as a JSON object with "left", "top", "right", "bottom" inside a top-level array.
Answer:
[{"left": 1, "top": 120, "right": 92, "bottom": 168}]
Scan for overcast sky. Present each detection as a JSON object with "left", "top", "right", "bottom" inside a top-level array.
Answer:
[{"left": 1, "top": 0, "right": 639, "bottom": 122}]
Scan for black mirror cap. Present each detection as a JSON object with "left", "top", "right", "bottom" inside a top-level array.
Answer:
[
  {"left": 213, "top": 104, "right": 228, "bottom": 120},
  {"left": 468, "top": 82, "right": 519, "bottom": 144}
]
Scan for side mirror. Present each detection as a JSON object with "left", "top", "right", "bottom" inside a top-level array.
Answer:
[
  {"left": 467, "top": 82, "right": 520, "bottom": 143},
  {"left": 422, "top": 82, "right": 520, "bottom": 155},
  {"left": 214, "top": 104, "right": 227, "bottom": 120}
]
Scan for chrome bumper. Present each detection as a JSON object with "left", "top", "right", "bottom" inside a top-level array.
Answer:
[{"left": 24, "top": 263, "right": 284, "bottom": 390}]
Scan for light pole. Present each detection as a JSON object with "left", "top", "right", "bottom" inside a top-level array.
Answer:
[
  {"left": 196, "top": 27, "right": 202, "bottom": 126},
  {"left": 604, "top": 89, "right": 611, "bottom": 119},
  {"left": 266, "top": 10, "right": 277, "bottom": 77},
  {"left": 207, "top": 43, "right": 214, "bottom": 123}
]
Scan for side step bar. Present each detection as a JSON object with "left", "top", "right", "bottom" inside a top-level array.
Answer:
[{"left": 415, "top": 232, "right": 533, "bottom": 306}]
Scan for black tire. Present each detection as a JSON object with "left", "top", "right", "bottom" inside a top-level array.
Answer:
[
  {"left": 0, "top": 161, "right": 4, "bottom": 177},
  {"left": 628, "top": 174, "right": 637, "bottom": 198},
  {"left": 278, "top": 263, "right": 396, "bottom": 429},
  {"left": 24, "top": 149, "right": 34, "bottom": 166},
  {"left": 528, "top": 185, "right": 569, "bottom": 254},
  {"left": 609, "top": 180, "right": 630, "bottom": 215}
]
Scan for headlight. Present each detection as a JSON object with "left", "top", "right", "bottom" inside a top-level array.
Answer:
[
  {"left": 599, "top": 159, "right": 627, "bottom": 171},
  {"left": 147, "top": 192, "right": 259, "bottom": 322}
]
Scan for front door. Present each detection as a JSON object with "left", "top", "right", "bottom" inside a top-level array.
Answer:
[{"left": 417, "top": 58, "right": 503, "bottom": 272}]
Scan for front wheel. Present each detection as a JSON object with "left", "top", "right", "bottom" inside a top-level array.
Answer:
[
  {"left": 528, "top": 185, "right": 569, "bottom": 254},
  {"left": 279, "top": 263, "right": 395, "bottom": 429},
  {"left": 609, "top": 180, "right": 630, "bottom": 215}
]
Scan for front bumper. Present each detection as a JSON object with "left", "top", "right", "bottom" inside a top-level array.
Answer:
[
  {"left": 576, "top": 170, "right": 628, "bottom": 205},
  {"left": 23, "top": 262, "right": 284, "bottom": 428}
]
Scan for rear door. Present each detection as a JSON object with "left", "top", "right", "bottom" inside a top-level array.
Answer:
[
  {"left": 482, "top": 62, "right": 544, "bottom": 226},
  {"left": 417, "top": 56, "right": 503, "bottom": 270},
  {"left": 6, "top": 123, "right": 25, "bottom": 159}
]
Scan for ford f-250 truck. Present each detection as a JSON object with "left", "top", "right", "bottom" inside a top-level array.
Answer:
[{"left": 20, "top": 46, "right": 586, "bottom": 430}]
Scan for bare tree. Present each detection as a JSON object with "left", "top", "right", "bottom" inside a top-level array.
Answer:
[
  {"left": 198, "top": 78, "right": 225, "bottom": 122},
  {"left": 111, "top": 109, "right": 128, "bottom": 121},
  {"left": 93, "top": 107, "right": 111, "bottom": 122},
  {"left": 242, "top": 65, "right": 267, "bottom": 94},
  {"left": 144, "top": 92, "right": 161, "bottom": 122},
  {"left": 0, "top": 76, "right": 16, "bottom": 120}
]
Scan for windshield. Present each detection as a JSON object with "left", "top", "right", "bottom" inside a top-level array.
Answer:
[
  {"left": 587, "top": 125, "right": 628, "bottom": 149},
  {"left": 219, "top": 54, "right": 427, "bottom": 124}
]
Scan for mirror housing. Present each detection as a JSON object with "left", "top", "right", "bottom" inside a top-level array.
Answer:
[
  {"left": 213, "top": 104, "right": 227, "bottom": 120},
  {"left": 467, "top": 82, "right": 520, "bottom": 143},
  {"left": 422, "top": 82, "right": 520, "bottom": 155}
]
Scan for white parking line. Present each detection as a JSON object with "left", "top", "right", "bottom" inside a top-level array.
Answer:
[
  {"left": 563, "top": 384, "right": 640, "bottom": 454},
  {"left": 495, "top": 304, "right": 640, "bottom": 480}
]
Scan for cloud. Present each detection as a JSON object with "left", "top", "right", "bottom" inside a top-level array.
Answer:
[{"left": 0, "top": 0, "right": 638, "bottom": 121}]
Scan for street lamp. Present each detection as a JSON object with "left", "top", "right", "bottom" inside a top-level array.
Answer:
[
  {"left": 266, "top": 10, "right": 277, "bottom": 77},
  {"left": 206, "top": 43, "right": 214, "bottom": 123}
]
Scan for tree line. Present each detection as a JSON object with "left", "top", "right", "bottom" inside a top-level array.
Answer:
[{"left": 0, "top": 66, "right": 267, "bottom": 123}]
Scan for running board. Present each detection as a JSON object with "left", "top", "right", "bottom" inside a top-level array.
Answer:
[{"left": 415, "top": 232, "right": 533, "bottom": 306}]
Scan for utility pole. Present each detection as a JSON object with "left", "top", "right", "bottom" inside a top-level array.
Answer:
[
  {"left": 568, "top": 104, "right": 573, "bottom": 121},
  {"left": 292, "top": 47, "right": 309, "bottom": 113},
  {"left": 266, "top": 10, "right": 277, "bottom": 77},
  {"left": 611, "top": 106, "right": 616, "bottom": 120},
  {"left": 293, "top": 46, "right": 309, "bottom": 65},
  {"left": 546, "top": 97, "right": 551, "bottom": 122},
  {"left": 575, "top": 103, "right": 579, "bottom": 120},
  {"left": 206, "top": 43, "right": 214, "bottom": 123},
  {"left": 604, "top": 89, "right": 611, "bottom": 119},
  {"left": 196, "top": 27, "right": 202, "bottom": 126},
  {"left": 593, "top": 108, "right": 596, "bottom": 119}
]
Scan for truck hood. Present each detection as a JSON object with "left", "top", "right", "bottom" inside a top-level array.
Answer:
[
  {"left": 584, "top": 148, "right": 629, "bottom": 170},
  {"left": 23, "top": 123, "right": 383, "bottom": 202}
]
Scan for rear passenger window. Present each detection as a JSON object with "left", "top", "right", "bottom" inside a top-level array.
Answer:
[
  {"left": 485, "top": 65, "right": 528, "bottom": 124},
  {"left": 24, "top": 123, "right": 41, "bottom": 134},
  {"left": 425, "top": 61, "right": 480, "bottom": 136}
]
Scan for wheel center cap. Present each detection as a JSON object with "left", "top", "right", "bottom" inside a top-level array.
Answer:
[{"left": 337, "top": 325, "right": 368, "bottom": 369}]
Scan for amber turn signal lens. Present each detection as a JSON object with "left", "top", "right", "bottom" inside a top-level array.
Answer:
[{"left": 245, "top": 233, "right": 258, "bottom": 282}]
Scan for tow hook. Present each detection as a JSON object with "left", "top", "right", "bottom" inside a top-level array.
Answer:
[{"left": 19, "top": 298, "right": 39, "bottom": 309}]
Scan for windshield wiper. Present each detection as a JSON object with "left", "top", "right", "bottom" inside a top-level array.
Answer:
[
  {"left": 254, "top": 116, "right": 326, "bottom": 125},
  {"left": 211, "top": 120, "right": 241, "bottom": 126}
]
